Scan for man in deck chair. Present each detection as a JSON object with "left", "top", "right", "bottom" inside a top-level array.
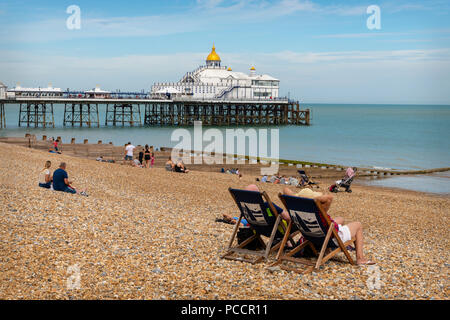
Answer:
[
  {"left": 222, "top": 184, "right": 297, "bottom": 264},
  {"left": 281, "top": 187, "right": 374, "bottom": 266}
]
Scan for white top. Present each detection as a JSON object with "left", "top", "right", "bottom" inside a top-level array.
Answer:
[
  {"left": 125, "top": 145, "right": 135, "bottom": 156},
  {"left": 39, "top": 169, "right": 50, "bottom": 184}
]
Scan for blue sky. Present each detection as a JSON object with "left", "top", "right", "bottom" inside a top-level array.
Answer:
[{"left": 0, "top": 0, "right": 449, "bottom": 104}]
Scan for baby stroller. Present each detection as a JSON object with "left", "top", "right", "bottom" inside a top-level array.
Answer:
[
  {"left": 297, "top": 170, "right": 319, "bottom": 188},
  {"left": 329, "top": 176, "right": 354, "bottom": 193}
]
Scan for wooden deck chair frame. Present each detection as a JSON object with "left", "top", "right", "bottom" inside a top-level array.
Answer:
[
  {"left": 221, "top": 188, "right": 299, "bottom": 264},
  {"left": 271, "top": 193, "right": 356, "bottom": 273}
]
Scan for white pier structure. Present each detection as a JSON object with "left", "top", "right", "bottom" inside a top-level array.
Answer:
[{"left": 151, "top": 45, "right": 280, "bottom": 100}]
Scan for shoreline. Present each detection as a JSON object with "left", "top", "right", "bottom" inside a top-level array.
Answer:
[{"left": 0, "top": 134, "right": 449, "bottom": 196}]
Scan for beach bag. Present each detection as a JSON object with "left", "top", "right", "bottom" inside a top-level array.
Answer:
[
  {"left": 293, "top": 237, "right": 316, "bottom": 258},
  {"left": 237, "top": 228, "right": 264, "bottom": 250}
]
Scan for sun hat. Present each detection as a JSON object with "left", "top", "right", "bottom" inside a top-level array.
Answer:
[{"left": 294, "top": 188, "right": 323, "bottom": 199}]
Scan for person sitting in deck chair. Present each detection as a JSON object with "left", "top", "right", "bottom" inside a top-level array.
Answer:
[
  {"left": 282, "top": 186, "right": 374, "bottom": 265},
  {"left": 221, "top": 184, "right": 292, "bottom": 228},
  {"left": 222, "top": 184, "right": 298, "bottom": 264}
]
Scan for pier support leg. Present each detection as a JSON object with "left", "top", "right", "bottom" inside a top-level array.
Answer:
[
  {"left": 64, "top": 103, "right": 99, "bottom": 127},
  {"left": 18, "top": 102, "right": 54, "bottom": 128},
  {"left": 0, "top": 103, "right": 5, "bottom": 129},
  {"left": 106, "top": 104, "right": 141, "bottom": 127}
]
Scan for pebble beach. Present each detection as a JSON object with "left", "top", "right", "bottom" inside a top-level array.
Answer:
[{"left": 0, "top": 142, "right": 448, "bottom": 300}]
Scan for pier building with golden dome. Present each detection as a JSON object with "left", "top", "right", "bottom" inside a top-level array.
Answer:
[{"left": 151, "top": 45, "right": 280, "bottom": 100}]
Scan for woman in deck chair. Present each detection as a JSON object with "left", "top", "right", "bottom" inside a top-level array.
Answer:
[{"left": 282, "top": 187, "right": 375, "bottom": 265}]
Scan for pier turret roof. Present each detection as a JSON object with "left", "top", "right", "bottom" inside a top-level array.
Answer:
[{"left": 206, "top": 44, "right": 221, "bottom": 61}]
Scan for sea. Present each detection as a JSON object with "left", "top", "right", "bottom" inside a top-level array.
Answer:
[{"left": 1, "top": 103, "right": 449, "bottom": 194}]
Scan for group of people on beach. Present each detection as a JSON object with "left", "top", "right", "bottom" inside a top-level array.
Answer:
[
  {"left": 257, "top": 173, "right": 301, "bottom": 186},
  {"left": 221, "top": 168, "right": 243, "bottom": 179},
  {"left": 38, "top": 160, "right": 87, "bottom": 196},
  {"left": 124, "top": 142, "right": 155, "bottom": 168}
]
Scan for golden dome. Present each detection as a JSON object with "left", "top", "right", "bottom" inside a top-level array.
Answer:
[
  {"left": 250, "top": 66, "right": 256, "bottom": 70},
  {"left": 227, "top": 67, "right": 232, "bottom": 71},
  {"left": 206, "top": 44, "right": 221, "bottom": 61}
]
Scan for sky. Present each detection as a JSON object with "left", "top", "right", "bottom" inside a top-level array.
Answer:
[{"left": 0, "top": 0, "right": 449, "bottom": 104}]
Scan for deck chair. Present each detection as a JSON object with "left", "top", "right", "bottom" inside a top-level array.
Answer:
[
  {"left": 297, "top": 170, "right": 319, "bottom": 188},
  {"left": 221, "top": 188, "right": 298, "bottom": 264},
  {"left": 271, "top": 193, "right": 356, "bottom": 273}
]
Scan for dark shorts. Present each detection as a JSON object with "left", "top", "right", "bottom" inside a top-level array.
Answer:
[
  {"left": 144, "top": 155, "right": 151, "bottom": 160},
  {"left": 124, "top": 155, "right": 133, "bottom": 160},
  {"left": 39, "top": 182, "right": 51, "bottom": 189}
]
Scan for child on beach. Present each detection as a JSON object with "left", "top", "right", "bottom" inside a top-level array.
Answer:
[
  {"left": 38, "top": 160, "right": 53, "bottom": 189},
  {"left": 138, "top": 148, "right": 144, "bottom": 166},
  {"left": 150, "top": 152, "right": 155, "bottom": 168}
]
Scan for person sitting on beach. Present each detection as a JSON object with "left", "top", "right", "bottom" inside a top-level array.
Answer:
[
  {"left": 53, "top": 162, "right": 87, "bottom": 196},
  {"left": 221, "top": 213, "right": 250, "bottom": 227},
  {"left": 174, "top": 160, "right": 189, "bottom": 173},
  {"left": 288, "top": 176, "right": 299, "bottom": 187},
  {"left": 53, "top": 139, "right": 61, "bottom": 153},
  {"left": 132, "top": 159, "right": 143, "bottom": 168},
  {"left": 48, "top": 138, "right": 61, "bottom": 154},
  {"left": 282, "top": 187, "right": 375, "bottom": 265},
  {"left": 38, "top": 160, "right": 53, "bottom": 189},
  {"left": 165, "top": 157, "right": 175, "bottom": 171}
]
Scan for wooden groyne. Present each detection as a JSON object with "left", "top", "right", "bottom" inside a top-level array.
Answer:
[{"left": 160, "top": 146, "right": 449, "bottom": 177}]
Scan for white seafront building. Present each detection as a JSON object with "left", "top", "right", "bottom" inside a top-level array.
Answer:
[
  {"left": 0, "top": 82, "right": 6, "bottom": 99},
  {"left": 7, "top": 83, "right": 63, "bottom": 98},
  {"left": 151, "top": 45, "right": 281, "bottom": 100}
]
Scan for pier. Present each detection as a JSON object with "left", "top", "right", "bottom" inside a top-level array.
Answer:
[{"left": 0, "top": 97, "right": 310, "bottom": 128}]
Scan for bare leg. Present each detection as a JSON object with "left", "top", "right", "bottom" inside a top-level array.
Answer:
[
  {"left": 346, "top": 221, "right": 374, "bottom": 265},
  {"left": 283, "top": 186, "right": 295, "bottom": 196}
]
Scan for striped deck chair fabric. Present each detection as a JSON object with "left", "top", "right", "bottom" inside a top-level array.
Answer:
[{"left": 221, "top": 188, "right": 297, "bottom": 264}]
